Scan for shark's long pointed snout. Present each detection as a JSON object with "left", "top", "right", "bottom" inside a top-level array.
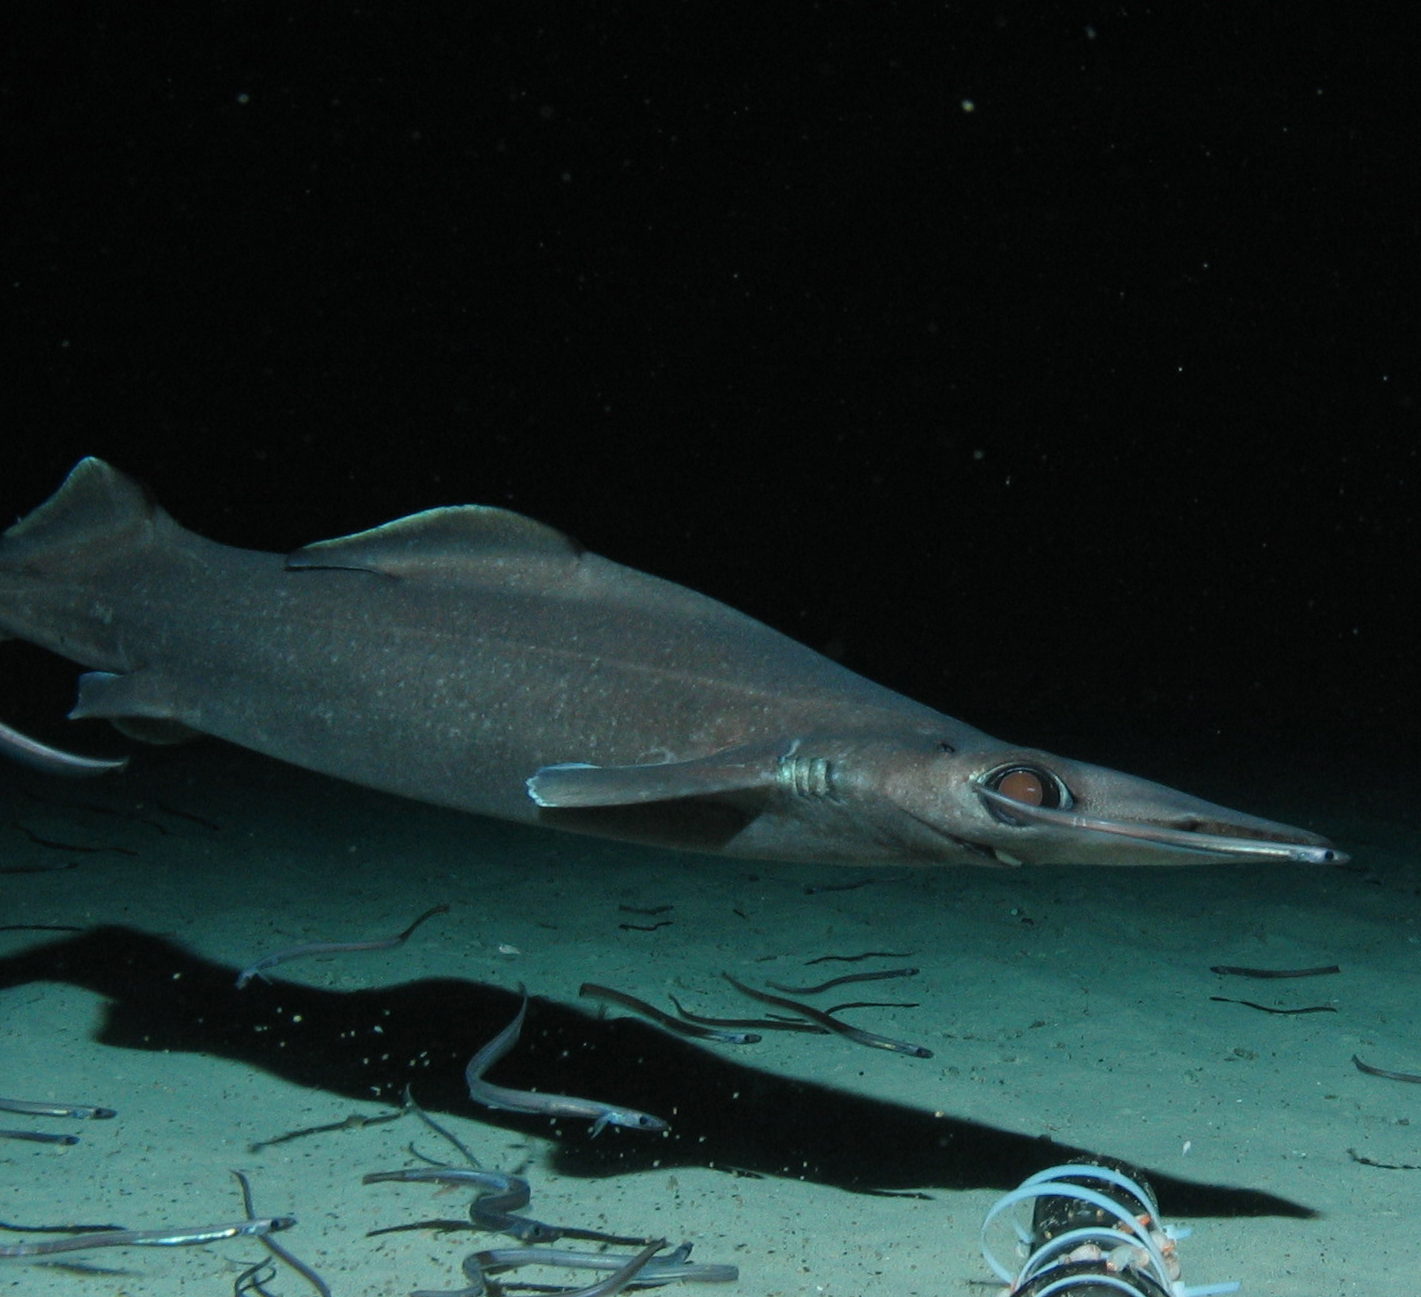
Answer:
[{"left": 977, "top": 786, "right": 1345, "bottom": 865}]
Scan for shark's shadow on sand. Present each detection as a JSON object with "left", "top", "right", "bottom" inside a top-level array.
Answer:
[{"left": 0, "top": 925, "right": 1315, "bottom": 1219}]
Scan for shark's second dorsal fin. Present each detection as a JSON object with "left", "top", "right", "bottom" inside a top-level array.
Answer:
[{"left": 286, "top": 505, "right": 582, "bottom": 580}]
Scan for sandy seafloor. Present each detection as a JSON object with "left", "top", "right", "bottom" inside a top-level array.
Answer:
[{"left": 1, "top": 738, "right": 1416, "bottom": 1297}]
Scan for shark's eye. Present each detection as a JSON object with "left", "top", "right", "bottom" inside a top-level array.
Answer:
[{"left": 985, "top": 765, "right": 1070, "bottom": 811}]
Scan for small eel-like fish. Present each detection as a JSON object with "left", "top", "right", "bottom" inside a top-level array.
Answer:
[
  {"left": 579, "top": 983, "right": 760, "bottom": 1043},
  {"left": 469, "top": 1242, "right": 737, "bottom": 1286},
  {"left": 1210, "top": 964, "right": 1341, "bottom": 979},
  {"left": 233, "top": 1170, "right": 329, "bottom": 1297},
  {"left": 364, "top": 1167, "right": 644, "bottom": 1246},
  {"left": 0, "top": 1098, "right": 116, "bottom": 1119},
  {"left": 465, "top": 993, "right": 668, "bottom": 1136},
  {"left": 403, "top": 1083, "right": 482, "bottom": 1168},
  {"left": 666, "top": 995, "right": 827, "bottom": 1035},
  {"left": 722, "top": 972, "right": 933, "bottom": 1058},
  {"left": 1209, "top": 996, "right": 1336, "bottom": 1015},
  {"left": 0, "top": 1096, "right": 116, "bottom": 1145},
  {"left": 235, "top": 904, "right": 448, "bottom": 988},
  {"left": 364, "top": 1167, "right": 562, "bottom": 1243},
  {"left": 1353, "top": 1054, "right": 1421, "bottom": 1084},
  {"left": 420, "top": 1239, "right": 670, "bottom": 1297},
  {"left": 766, "top": 968, "right": 918, "bottom": 995},
  {"left": 0, "top": 1216, "right": 293, "bottom": 1258},
  {"left": 805, "top": 951, "right": 915, "bottom": 964}
]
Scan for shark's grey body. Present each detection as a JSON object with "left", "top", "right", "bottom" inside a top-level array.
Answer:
[{"left": 0, "top": 459, "right": 1341, "bottom": 868}]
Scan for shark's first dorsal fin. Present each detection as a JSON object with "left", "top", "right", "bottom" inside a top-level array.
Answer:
[
  {"left": 286, "top": 505, "right": 582, "bottom": 580},
  {"left": 1, "top": 457, "right": 163, "bottom": 566}
]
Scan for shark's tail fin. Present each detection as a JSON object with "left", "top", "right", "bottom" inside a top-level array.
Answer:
[
  {"left": 0, "top": 459, "right": 152, "bottom": 776},
  {"left": 2, "top": 458, "right": 166, "bottom": 577}
]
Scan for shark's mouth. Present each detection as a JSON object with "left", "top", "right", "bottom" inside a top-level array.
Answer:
[{"left": 975, "top": 786, "right": 1347, "bottom": 865}]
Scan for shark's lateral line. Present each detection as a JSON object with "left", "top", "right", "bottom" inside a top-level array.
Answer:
[{"left": 0, "top": 459, "right": 1342, "bottom": 868}]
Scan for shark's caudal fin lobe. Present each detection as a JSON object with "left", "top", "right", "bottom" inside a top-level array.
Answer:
[
  {"left": 2, "top": 457, "right": 165, "bottom": 573},
  {"left": 0, "top": 716, "right": 129, "bottom": 776},
  {"left": 0, "top": 459, "right": 161, "bottom": 778}
]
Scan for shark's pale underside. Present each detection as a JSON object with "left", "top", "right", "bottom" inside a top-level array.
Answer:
[{"left": 0, "top": 458, "right": 1342, "bottom": 868}]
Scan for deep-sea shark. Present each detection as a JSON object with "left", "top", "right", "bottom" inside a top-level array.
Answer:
[{"left": 0, "top": 458, "right": 1342, "bottom": 868}]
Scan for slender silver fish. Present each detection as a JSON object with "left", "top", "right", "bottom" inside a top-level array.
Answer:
[
  {"left": 0, "top": 1217, "right": 293, "bottom": 1259},
  {"left": 465, "top": 994, "right": 667, "bottom": 1136},
  {"left": 235, "top": 904, "right": 448, "bottom": 988}
]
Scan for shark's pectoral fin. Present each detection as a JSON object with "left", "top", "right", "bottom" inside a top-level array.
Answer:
[
  {"left": 527, "top": 741, "right": 788, "bottom": 809},
  {"left": 69, "top": 670, "right": 200, "bottom": 747},
  {"left": 527, "top": 743, "right": 789, "bottom": 853}
]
